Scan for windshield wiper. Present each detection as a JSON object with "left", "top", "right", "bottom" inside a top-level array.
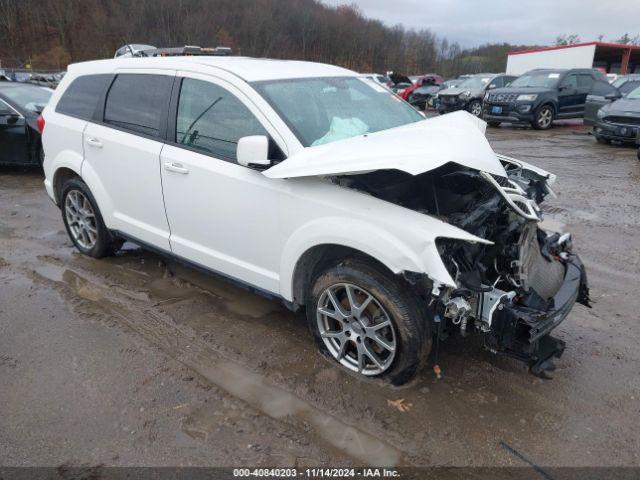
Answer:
[{"left": 180, "top": 97, "right": 223, "bottom": 144}]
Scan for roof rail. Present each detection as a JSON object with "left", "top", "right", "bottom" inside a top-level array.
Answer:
[{"left": 136, "top": 45, "right": 232, "bottom": 57}]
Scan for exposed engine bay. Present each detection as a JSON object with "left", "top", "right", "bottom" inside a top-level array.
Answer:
[{"left": 332, "top": 155, "right": 591, "bottom": 377}]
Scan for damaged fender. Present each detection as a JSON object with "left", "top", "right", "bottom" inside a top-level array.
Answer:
[{"left": 278, "top": 212, "right": 491, "bottom": 302}]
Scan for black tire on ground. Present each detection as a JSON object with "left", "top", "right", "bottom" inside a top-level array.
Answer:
[
  {"left": 637, "top": 148, "right": 640, "bottom": 161},
  {"left": 306, "top": 258, "right": 430, "bottom": 386},
  {"left": 60, "top": 178, "right": 122, "bottom": 258},
  {"left": 467, "top": 99, "right": 483, "bottom": 117},
  {"left": 487, "top": 121, "right": 501, "bottom": 127},
  {"left": 532, "top": 104, "right": 554, "bottom": 130},
  {"left": 595, "top": 135, "right": 610, "bottom": 144},
  {"left": 438, "top": 110, "right": 445, "bottom": 115}
]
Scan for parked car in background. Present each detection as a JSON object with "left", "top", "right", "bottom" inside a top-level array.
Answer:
[
  {"left": 364, "top": 73, "right": 392, "bottom": 88},
  {"left": 610, "top": 74, "right": 640, "bottom": 96},
  {"left": 0, "top": 83, "right": 52, "bottom": 165},
  {"left": 114, "top": 44, "right": 157, "bottom": 58},
  {"left": 408, "top": 84, "right": 443, "bottom": 110},
  {"left": 41, "top": 56, "right": 588, "bottom": 383},
  {"left": 584, "top": 80, "right": 622, "bottom": 126},
  {"left": 437, "top": 73, "right": 516, "bottom": 117},
  {"left": 440, "top": 78, "right": 465, "bottom": 90},
  {"left": 399, "top": 74, "right": 443, "bottom": 102},
  {"left": 10, "top": 72, "right": 33, "bottom": 83},
  {"left": 592, "top": 85, "right": 640, "bottom": 144},
  {"left": 482, "top": 68, "right": 605, "bottom": 129},
  {"left": 388, "top": 73, "right": 413, "bottom": 96}
]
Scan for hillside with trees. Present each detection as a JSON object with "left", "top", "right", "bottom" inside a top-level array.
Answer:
[{"left": 0, "top": 0, "right": 535, "bottom": 75}]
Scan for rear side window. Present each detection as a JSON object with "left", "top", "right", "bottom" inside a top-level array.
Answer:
[
  {"left": 56, "top": 74, "right": 112, "bottom": 120},
  {"left": 104, "top": 74, "right": 173, "bottom": 137},
  {"left": 175, "top": 78, "right": 267, "bottom": 161}
]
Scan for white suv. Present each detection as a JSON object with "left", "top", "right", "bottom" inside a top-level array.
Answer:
[{"left": 41, "top": 56, "right": 590, "bottom": 384}]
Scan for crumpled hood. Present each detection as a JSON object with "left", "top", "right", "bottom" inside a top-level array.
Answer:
[{"left": 264, "top": 110, "right": 507, "bottom": 179}]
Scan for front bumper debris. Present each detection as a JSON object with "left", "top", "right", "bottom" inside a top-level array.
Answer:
[
  {"left": 484, "top": 254, "right": 590, "bottom": 378},
  {"left": 437, "top": 97, "right": 467, "bottom": 112}
]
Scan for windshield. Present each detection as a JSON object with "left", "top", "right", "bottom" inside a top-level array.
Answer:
[
  {"left": 626, "top": 86, "right": 640, "bottom": 100},
  {"left": 253, "top": 77, "right": 424, "bottom": 147},
  {"left": 458, "top": 76, "right": 491, "bottom": 89},
  {"left": 1, "top": 86, "right": 52, "bottom": 112},
  {"left": 510, "top": 72, "right": 562, "bottom": 88}
]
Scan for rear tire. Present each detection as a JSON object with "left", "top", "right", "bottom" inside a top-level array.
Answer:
[
  {"left": 60, "top": 178, "right": 121, "bottom": 258},
  {"left": 532, "top": 104, "right": 554, "bottom": 130},
  {"left": 306, "top": 258, "right": 430, "bottom": 385}
]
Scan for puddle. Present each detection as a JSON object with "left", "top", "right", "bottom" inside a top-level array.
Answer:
[{"left": 31, "top": 264, "right": 404, "bottom": 466}]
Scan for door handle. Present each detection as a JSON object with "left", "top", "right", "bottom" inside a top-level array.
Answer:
[
  {"left": 163, "top": 162, "right": 189, "bottom": 174},
  {"left": 85, "top": 137, "right": 103, "bottom": 148}
]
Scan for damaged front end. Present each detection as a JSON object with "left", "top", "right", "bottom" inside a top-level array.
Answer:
[{"left": 334, "top": 155, "right": 591, "bottom": 378}]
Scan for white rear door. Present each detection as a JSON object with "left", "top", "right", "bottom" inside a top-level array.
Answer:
[{"left": 82, "top": 71, "right": 174, "bottom": 250}]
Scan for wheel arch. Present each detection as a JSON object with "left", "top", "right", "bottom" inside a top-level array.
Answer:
[
  {"left": 537, "top": 100, "right": 557, "bottom": 116},
  {"left": 280, "top": 217, "right": 433, "bottom": 307},
  {"left": 290, "top": 243, "right": 398, "bottom": 309},
  {"left": 52, "top": 166, "right": 82, "bottom": 205}
]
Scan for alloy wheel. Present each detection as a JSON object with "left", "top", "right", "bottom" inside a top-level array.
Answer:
[
  {"left": 65, "top": 190, "right": 98, "bottom": 250},
  {"left": 470, "top": 101, "right": 482, "bottom": 117},
  {"left": 537, "top": 107, "right": 553, "bottom": 128},
  {"left": 316, "top": 283, "right": 397, "bottom": 376}
]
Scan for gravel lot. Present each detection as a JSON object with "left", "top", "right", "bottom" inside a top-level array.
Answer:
[{"left": 1, "top": 121, "right": 639, "bottom": 469}]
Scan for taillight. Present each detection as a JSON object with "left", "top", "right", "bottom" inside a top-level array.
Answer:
[{"left": 37, "top": 114, "right": 45, "bottom": 134}]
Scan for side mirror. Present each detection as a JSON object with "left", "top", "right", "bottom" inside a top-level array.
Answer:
[
  {"left": 488, "top": 84, "right": 497, "bottom": 89},
  {"left": 237, "top": 135, "right": 271, "bottom": 168},
  {"left": 604, "top": 92, "right": 620, "bottom": 101}
]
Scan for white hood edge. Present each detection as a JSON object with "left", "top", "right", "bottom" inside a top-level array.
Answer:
[{"left": 264, "top": 111, "right": 507, "bottom": 179}]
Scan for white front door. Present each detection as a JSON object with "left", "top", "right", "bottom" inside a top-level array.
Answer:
[
  {"left": 160, "top": 75, "right": 287, "bottom": 293},
  {"left": 82, "top": 72, "right": 174, "bottom": 250}
]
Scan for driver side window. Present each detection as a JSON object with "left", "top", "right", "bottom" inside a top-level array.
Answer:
[{"left": 176, "top": 78, "right": 268, "bottom": 162}]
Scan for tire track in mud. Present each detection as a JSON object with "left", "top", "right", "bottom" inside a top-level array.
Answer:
[{"left": 27, "top": 259, "right": 405, "bottom": 466}]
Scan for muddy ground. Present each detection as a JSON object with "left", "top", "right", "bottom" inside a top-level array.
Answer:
[{"left": 1, "top": 122, "right": 639, "bottom": 470}]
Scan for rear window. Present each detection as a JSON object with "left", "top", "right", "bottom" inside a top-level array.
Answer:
[
  {"left": 104, "top": 74, "right": 173, "bottom": 137},
  {"left": 56, "top": 74, "right": 112, "bottom": 120}
]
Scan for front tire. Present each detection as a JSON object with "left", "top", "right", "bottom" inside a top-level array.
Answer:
[
  {"left": 532, "top": 104, "right": 554, "bottom": 130},
  {"left": 487, "top": 121, "right": 501, "bottom": 127},
  {"left": 306, "top": 259, "right": 430, "bottom": 385},
  {"left": 60, "top": 178, "right": 121, "bottom": 258},
  {"left": 468, "top": 100, "right": 482, "bottom": 117}
]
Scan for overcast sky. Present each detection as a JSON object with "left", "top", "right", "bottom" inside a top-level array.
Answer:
[{"left": 321, "top": 0, "right": 640, "bottom": 48}]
